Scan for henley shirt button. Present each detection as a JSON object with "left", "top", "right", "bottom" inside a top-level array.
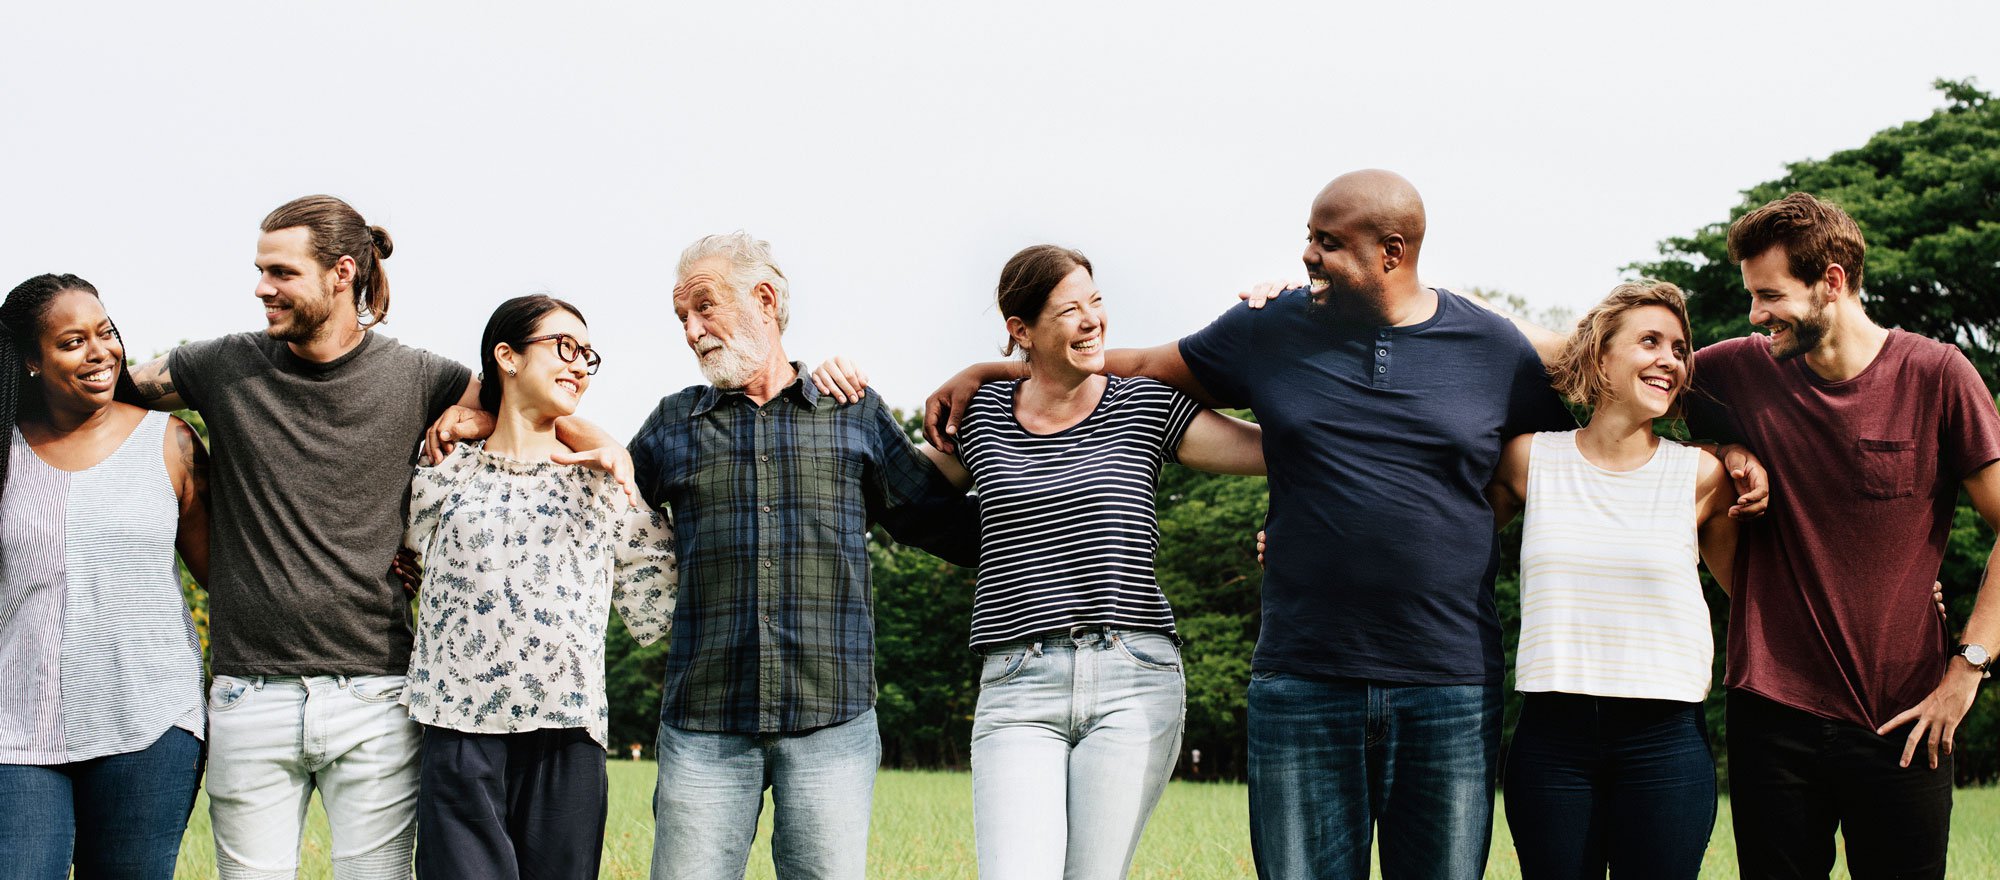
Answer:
[
  {"left": 1377, "top": 365, "right": 1387, "bottom": 373},
  {"left": 1377, "top": 349, "right": 1387, "bottom": 357},
  {"left": 1377, "top": 330, "right": 1389, "bottom": 339}
]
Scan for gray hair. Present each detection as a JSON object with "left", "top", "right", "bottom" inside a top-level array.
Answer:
[{"left": 676, "top": 231, "right": 791, "bottom": 332}]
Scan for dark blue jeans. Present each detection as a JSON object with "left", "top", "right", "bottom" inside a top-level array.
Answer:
[
  {"left": 0, "top": 727, "right": 203, "bottom": 880},
  {"left": 1502, "top": 692, "right": 1716, "bottom": 880},
  {"left": 1247, "top": 672, "right": 1502, "bottom": 880}
]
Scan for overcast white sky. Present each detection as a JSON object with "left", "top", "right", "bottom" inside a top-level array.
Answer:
[{"left": 5, "top": 1, "right": 1996, "bottom": 438}]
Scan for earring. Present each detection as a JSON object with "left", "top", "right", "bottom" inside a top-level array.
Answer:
[
  {"left": 26, "top": 368, "right": 38, "bottom": 378},
  {"left": 505, "top": 367, "right": 516, "bottom": 376}
]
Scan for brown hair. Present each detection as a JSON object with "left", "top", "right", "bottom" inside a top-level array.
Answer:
[
  {"left": 996, "top": 245, "right": 1092, "bottom": 357},
  {"left": 1726, "top": 192, "right": 1866, "bottom": 295},
  {"left": 261, "top": 195, "right": 395, "bottom": 325},
  {"left": 1547, "top": 280, "right": 1693, "bottom": 407}
]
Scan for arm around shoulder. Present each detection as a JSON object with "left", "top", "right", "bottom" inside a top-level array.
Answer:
[{"left": 130, "top": 355, "right": 187, "bottom": 412}]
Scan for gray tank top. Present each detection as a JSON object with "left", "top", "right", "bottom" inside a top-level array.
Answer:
[{"left": 0, "top": 411, "right": 205, "bottom": 763}]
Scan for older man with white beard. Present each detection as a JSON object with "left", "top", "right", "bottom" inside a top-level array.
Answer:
[{"left": 627, "top": 232, "right": 979, "bottom": 880}]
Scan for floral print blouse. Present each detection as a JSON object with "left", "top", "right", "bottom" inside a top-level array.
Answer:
[{"left": 402, "top": 441, "right": 676, "bottom": 747}]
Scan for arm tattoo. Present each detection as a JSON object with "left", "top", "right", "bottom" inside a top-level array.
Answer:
[{"left": 133, "top": 359, "right": 176, "bottom": 402}]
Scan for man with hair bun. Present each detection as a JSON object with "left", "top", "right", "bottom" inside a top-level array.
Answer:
[
  {"left": 1683, "top": 192, "right": 2000, "bottom": 879},
  {"left": 128, "top": 195, "right": 626, "bottom": 879}
]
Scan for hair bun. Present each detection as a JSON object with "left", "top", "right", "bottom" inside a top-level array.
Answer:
[{"left": 369, "top": 225, "right": 394, "bottom": 260}]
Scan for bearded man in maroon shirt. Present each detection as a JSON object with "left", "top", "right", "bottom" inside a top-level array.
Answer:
[{"left": 1663, "top": 193, "right": 1999, "bottom": 879}]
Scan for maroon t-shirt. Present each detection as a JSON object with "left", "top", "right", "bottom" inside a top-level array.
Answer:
[{"left": 1687, "top": 331, "right": 2000, "bottom": 729}]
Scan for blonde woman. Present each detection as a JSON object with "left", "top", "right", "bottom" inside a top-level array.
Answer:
[{"left": 1484, "top": 281, "right": 1736, "bottom": 879}]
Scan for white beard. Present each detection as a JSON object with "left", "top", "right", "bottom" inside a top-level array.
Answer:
[{"left": 696, "top": 330, "right": 771, "bottom": 389}]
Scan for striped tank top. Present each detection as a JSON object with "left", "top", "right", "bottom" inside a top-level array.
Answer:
[
  {"left": 0, "top": 411, "right": 205, "bottom": 764},
  {"left": 1516, "top": 430, "right": 1712, "bottom": 703}
]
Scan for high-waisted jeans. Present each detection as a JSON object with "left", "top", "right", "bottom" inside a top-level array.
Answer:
[{"left": 970, "top": 626, "right": 1186, "bottom": 880}]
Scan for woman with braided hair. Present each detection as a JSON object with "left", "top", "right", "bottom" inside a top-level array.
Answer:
[{"left": 0, "top": 274, "right": 211, "bottom": 879}]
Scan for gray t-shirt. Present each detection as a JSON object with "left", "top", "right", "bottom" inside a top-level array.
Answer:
[{"left": 170, "top": 331, "right": 471, "bottom": 676}]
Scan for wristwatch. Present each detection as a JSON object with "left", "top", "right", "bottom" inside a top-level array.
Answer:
[{"left": 1957, "top": 644, "right": 1992, "bottom": 678}]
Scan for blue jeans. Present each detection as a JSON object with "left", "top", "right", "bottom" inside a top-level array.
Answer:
[
  {"left": 1502, "top": 692, "right": 1716, "bottom": 880},
  {"left": 970, "top": 627, "right": 1185, "bottom": 880},
  {"left": 650, "top": 709, "right": 880, "bottom": 880},
  {"left": 1247, "top": 673, "right": 1501, "bottom": 880},
  {"left": 0, "top": 727, "right": 202, "bottom": 880}
]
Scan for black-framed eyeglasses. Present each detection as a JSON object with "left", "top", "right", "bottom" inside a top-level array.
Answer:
[{"left": 519, "top": 333, "right": 602, "bottom": 375}]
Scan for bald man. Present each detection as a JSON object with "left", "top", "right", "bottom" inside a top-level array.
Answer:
[{"left": 922, "top": 171, "right": 1572, "bottom": 879}]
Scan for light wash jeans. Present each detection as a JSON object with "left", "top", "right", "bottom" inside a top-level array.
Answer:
[
  {"left": 650, "top": 708, "right": 880, "bottom": 880},
  {"left": 205, "top": 675, "right": 422, "bottom": 880},
  {"left": 970, "top": 627, "right": 1186, "bottom": 880}
]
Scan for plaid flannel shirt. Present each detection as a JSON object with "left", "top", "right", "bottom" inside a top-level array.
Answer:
[{"left": 629, "top": 366, "right": 980, "bottom": 733}]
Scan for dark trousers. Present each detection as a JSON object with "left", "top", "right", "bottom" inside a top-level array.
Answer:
[
  {"left": 0, "top": 727, "right": 203, "bottom": 880},
  {"left": 1727, "top": 690, "right": 1952, "bottom": 880},
  {"left": 1502, "top": 692, "right": 1715, "bottom": 880},
  {"left": 415, "top": 725, "right": 609, "bottom": 880}
]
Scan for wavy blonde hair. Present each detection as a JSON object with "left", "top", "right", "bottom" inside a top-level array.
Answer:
[{"left": 1547, "top": 280, "right": 1693, "bottom": 408}]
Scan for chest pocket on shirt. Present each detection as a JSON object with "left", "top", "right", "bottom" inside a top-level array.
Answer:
[
  {"left": 1857, "top": 438, "right": 1917, "bottom": 500},
  {"left": 806, "top": 453, "right": 863, "bottom": 535}
]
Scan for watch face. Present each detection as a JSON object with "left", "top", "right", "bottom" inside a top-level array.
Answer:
[{"left": 1965, "top": 645, "right": 1992, "bottom": 667}]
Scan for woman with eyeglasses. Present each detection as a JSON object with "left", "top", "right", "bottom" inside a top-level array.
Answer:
[
  {"left": 400, "top": 294, "right": 677, "bottom": 879},
  {"left": 0, "top": 274, "right": 210, "bottom": 879}
]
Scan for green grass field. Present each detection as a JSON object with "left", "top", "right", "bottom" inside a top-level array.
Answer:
[{"left": 174, "top": 765, "right": 2000, "bottom": 878}]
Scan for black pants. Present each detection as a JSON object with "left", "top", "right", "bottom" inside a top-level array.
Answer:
[
  {"left": 1503, "top": 693, "right": 1716, "bottom": 880},
  {"left": 415, "top": 726, "right": 609, "bottom": 880},
  {"left": 1726, "top": 690, "right": 1952, "bottom": 880}
]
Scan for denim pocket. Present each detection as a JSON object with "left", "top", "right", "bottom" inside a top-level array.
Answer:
[
  {"left": 347, "top": 676, "right": 407, "bottom": 704},
  {"left": 208, "top": 676, "right": 249, "bottom": 712},
  {"left": 1113, "top": 633, "right": 1182, "bottom": 672},
  {"left": 979, "top": 650, "right": 1030, "bottom": 687},
  {"left": 1856, "top": 438, "right": 1916, "bottom": 499}
]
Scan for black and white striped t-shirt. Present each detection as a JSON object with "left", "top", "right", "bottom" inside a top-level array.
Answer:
[{"left": 956, "top": 375, "right": 1200, "bottom": 649}]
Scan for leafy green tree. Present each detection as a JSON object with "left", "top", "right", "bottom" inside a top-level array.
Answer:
[{"left": 1632, "top": 78, "right": 2000, "bottom": 381}]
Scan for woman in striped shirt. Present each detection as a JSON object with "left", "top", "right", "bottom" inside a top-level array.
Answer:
[
  {"left": 1484, "top": 281, "right": 1739, "bottom": 879},
  {"left": 822, "top": 245, "right": 1265, "bottom": 879},
  {"left": 0, "top": 274, "right": 211, "bottom": 879}
]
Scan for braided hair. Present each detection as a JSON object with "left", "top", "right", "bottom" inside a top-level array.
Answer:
[{"left": 0, "top": 274, "right": 145, "bottom": 505}]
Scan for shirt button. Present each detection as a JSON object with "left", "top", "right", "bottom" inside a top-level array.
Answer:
[
  {"left": 1377, "top": 349, "right": 1387, "bottom": 358},
  {"left": 763, "top": 560, "right": 773, "bottom": 569},
  {"left": 1378, "top": 330, "right": 1389, "bottom": 339},
  {"left": 1377, "top": 365, "right": 1387, "bottom": 374},
  {"left": 761, "top": 505, "right": 772, "bottom": 513},
  {"left": 759, "top": 454, "right": 770, "bottom": 462}
]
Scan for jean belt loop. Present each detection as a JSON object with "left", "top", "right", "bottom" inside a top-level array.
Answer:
[
  {"left": 252, "top": 675, "right": 265, "bottom": 690},
  {"left": 336, "top": 674, "right": 350, "bottom": 689},
  {"left": 1031, "top": 640, "right": 1044, "bottom": 658}
]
